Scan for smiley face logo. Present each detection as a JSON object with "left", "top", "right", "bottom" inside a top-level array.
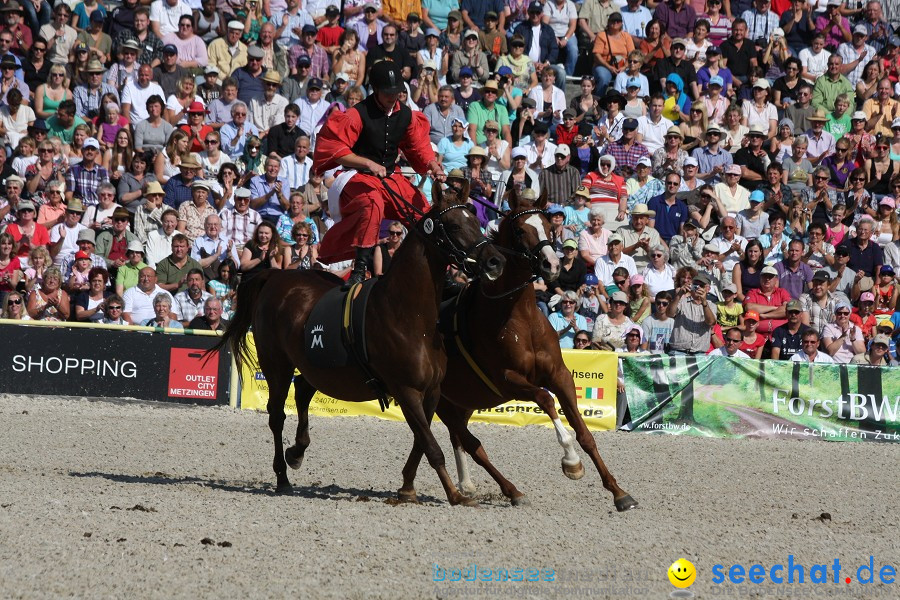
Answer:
[{"left": 668, "top": 558, "right": 696, "bottom": 588}]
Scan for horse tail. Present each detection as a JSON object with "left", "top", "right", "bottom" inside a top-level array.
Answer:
[{"left": 209, "top": 271, "right": 272, "bottom": 371}]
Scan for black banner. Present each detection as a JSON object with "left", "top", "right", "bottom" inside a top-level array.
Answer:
[{"left": 0, "top": 324, "right": 231, "bottom": 405}]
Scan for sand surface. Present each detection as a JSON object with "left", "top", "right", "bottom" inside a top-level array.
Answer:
[{"left": 0, "top": 394, "right": 897, "bottom": 599}]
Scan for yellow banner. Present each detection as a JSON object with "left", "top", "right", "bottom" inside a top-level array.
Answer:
[{"left": 238, "top": 336, "right": 617, "bottom": 431}]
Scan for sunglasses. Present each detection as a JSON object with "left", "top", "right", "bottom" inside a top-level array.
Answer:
[
  {"left": 802, "top": 340, "right": 819, "bottom": 345},
  {"left": 851, "top": 177, "right": 866, "bottom": 182},
  {"left": 8, "top": 298, "right": 22, "bottom": 305},
  {"left": 836, "top": 311, "right": 851, "bottom": 316},
  {"left": 656, "top": 301, "right": 669, "bottom": 306},
  {"left": 561, "top": 300, "right": 576, "bottom": 305},
  {"left": 725, "top": 338, "right": 742, "bottom": 344},
  {"left": 389, "top": 231, "right": 403, "bottom": 236},
  {"left": 107, "top": 305, "right": 123, "bottom": 310},
  {"left": 814, "top": 175, "right": 829, "bottom": 180},
  {"left": 666, "top": 181, "right": 680, "bottom": 186},
  {"left": 575, "top": 338, "right": 590, "bottom": 343}
]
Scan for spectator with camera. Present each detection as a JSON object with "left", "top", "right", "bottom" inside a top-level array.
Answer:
[{"left": 666, "top": 271, "right": 717, "bottom": 355}]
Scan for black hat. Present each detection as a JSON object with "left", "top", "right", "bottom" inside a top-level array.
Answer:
[
  {"left": 325, "top": 4, "right": 339, "bottom": 15},
  {"left": 533, "top": 121, "right": 549, "bottom": 134},
  {"left": 600, "top": 89, "right": 626, "bottom": 110},
  {"left": 369, "top": 60, "right": 404, "bottom": 93}
]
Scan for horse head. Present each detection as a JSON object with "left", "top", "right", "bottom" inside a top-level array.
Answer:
[
  {"left": 498, "top": 186, "right": 560, "bottom": 282},
  {"left": 426, "top": 170, "right": 505, "bottom": 281}
]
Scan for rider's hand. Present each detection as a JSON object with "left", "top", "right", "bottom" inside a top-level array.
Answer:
[{"left": 427, "top": 159, "right": 446, "bottom": 182}]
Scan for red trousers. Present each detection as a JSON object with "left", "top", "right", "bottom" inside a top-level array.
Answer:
[{"left": 319, "top": 172, "right": 428, "bottom": 263}]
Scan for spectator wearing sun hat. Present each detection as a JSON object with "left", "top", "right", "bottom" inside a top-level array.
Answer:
[
  {"left": 467, "top": 79, "right": 512, "bottom": 145},
  {"left": 250, "top": 70, "right": 289, "bottom": 137}
]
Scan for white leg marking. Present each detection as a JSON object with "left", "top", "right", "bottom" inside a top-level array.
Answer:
[
  {"left": 553, "top": 418, "right": 581, "bottom": 467},
  {"left": 454, "top": 443, "right": 476, "bottom": 495}
]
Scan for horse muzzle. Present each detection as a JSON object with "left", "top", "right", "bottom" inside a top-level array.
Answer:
[{"left": 478, "top": 246, "right": 506, "bottom": 282}]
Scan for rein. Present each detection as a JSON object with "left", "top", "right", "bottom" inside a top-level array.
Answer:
[{"left": 381, "top": 176, "right": 491, "bottom": 277}]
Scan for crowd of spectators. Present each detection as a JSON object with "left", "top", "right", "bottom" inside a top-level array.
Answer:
[{"left": 0, "top": 0, "right": 898, "bottom": 368}]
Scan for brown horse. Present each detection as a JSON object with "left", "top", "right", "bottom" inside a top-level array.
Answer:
[
  {"left": 217, "top": 177, "right": 505, "bottom": 505},
  {"left": 398, "top": 188, "right": 638, "bottom": 511}
]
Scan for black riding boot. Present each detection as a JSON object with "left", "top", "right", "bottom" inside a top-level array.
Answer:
[{"left": 344, "top": 246, "right": 375, "bottom": 289}]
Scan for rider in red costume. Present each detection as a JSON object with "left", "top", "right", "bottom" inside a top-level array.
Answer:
[{"left": 314, "top": 59, "right": 446, "bottom": 286}]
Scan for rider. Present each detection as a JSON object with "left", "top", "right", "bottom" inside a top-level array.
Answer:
[{"left": 314, "top": 59, "right": 446, "bottom": 286}]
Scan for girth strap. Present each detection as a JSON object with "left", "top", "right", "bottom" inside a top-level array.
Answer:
[
  {"left": 341, "top": 281, "right": 390, "bottom": 412},
  {"left": 450, "top": 288, "right": 504, "bottom": 398}
]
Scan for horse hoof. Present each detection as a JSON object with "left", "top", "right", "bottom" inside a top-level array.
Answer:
[
  {"left": 285, "top": 446, "right": 304, "bottom": 470},
  {"left": 457, "top": 496, "right": 480, "bottom": 508},
  {"left": 457, "top": 481, "right": 477, "bottom": 496},
  {"left": 562, "top": 460, "right": 585, "bottom": 480},
  {"left": 397, "top": 489, "right": 419, "bottom": 504},
  {"left": 614, "top": 494, "right": 639, "bottom": 512},
  {"left": 275, "top": 483, "right": 293, "bottom": 495},
  {"left": 510, "top": 495, "right": 530, "bottom": 507}
]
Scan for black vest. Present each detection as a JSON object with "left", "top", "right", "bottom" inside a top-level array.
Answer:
[{"left": 350, "top": 95, "right": 412, "bottom": 172}]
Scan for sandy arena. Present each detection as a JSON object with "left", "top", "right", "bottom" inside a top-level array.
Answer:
[{"left": 0, "top": 393, "right": 897, "bottom": 599}]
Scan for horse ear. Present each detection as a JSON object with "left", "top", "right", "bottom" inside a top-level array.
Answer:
[
  {"left": 535, "top": 187, "right": 549, "bottom": 211},
  {"left": 431, "top": 176, "right": 444, "bottom": 208},
  {"left": 456, "top": 177, "right": 470, "bottom": 206},
  {"left": 507, "top": 185, "right": 522, "bottom": 211}
]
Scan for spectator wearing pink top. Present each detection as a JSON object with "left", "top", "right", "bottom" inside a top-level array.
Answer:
[
  {"left": 162, "top": 15, "right": 209, "bottom": 69},
  {"left": 578, "top": 205, "right": 610, "bottom": 268}
]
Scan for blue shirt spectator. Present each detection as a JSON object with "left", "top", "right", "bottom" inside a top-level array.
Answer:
[{"left": 647, "top": 194, "right": 689, "bottom": 242}]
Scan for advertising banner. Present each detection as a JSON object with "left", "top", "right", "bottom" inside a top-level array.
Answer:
[
  {"left": 621, "top": 355, "right": 900, "bottom": 442},
  {"left": 238, "top": 336, "right": 618, "bottom": 431},
  {"left": 0, "top": 322, "right": 231, "bottom": 405}
]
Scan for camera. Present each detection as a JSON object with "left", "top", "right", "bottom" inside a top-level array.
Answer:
[{"left": 691, "top": 283, "right": 701, "bottom": 292}]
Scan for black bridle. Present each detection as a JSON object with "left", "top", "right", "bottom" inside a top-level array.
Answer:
[
  {"left": 381, "top": 177, "right": 493, "bottom": 278},
  {"left": 476, "top": 204, "right": 554, "bottom": 300}
]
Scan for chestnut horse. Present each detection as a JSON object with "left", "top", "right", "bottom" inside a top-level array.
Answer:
[
  {"left": 398, "top": 188, "right": 638, "bottom": 511},
  {"left": 217, "top": 178, "right": 505, "bottom": 505}
]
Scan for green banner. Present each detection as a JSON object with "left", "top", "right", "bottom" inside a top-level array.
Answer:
[{"left": 621, "top": 356, "right": 900, "bottom": 442}]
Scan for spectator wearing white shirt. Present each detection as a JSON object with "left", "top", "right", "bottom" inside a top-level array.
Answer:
[
  {"left": 594, "top": 233, "right": 637, "bottom": 286},
  {"left": 708, "top": 327, "right": 751, "bottom": 357},
  {"left": 121, "top": 65, "right": 166, "bottom": 125},
  {"left": 523, "top": 121, "right": 557, "bottom": 172},
  {"left": 709, "top": 216, "right": 748, "bottom": 274},
  {"left": 149, "top": 0, "right": 193, "bottom": 39},
  {"left": 799, "top": 34, "right": 830, "bottom": 83},
  {"left": 636, "top": 95, "right": 674, "bottom": 154},
  {"left": 791, "top": 330, "right": 836, "bottom": 363},
  {"left": 145, "top": 209, "right": 179, "bottom": 268},
  {"left": 280, "top": 135, "right": 313, "bottom": 190},
  {"left": 122, "top": 266, "right": 173, "bottom": 324},
  {"left": 48, "top": 199, "right": 88, "bottom": 266},
  {"left": 298, "top": 78, "right": 329, "bottom": 146}
]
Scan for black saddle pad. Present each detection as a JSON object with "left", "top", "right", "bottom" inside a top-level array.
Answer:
[{"left": 304, "top": 279, "right": 377, "bottom": 369}]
